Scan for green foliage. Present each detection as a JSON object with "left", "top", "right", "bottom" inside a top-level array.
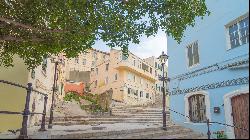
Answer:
[
  {"left": 0, "top": 0, "right": 209, "bottom": 69},
  {"left": 213, "top": 131, "right": 227, "bottom": 139},
  {"left": 64, "top": 92, "right": 105, "bottom": 113},
  {"left": 63, "top": 92, "right": 80, "bottom": 102}
]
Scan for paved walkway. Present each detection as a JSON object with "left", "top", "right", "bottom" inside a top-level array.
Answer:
[{"left": 0, "top": 123, "right": 162, "bottom": 139}]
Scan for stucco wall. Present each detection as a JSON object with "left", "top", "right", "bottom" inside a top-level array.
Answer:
[
  {"left": 168, "top": 0, "right": 249, "bottom": 138},
  {"left": 0, "top": 55, "right": 29, "bottom": 132}
]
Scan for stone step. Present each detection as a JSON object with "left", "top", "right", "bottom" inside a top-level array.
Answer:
[
  {"left": 152, "top": 132, "right": 206, "bottom": 139},
  {"left": 44, "top": 116, "right": 164, "bottom": 122},
  {"left": 45, "top": 119, "right": 164, "bottom": 123},
  {"left": 99, "top": 128, "right": 193, "bottom": 139},
  {"left": 51, "top": 125, "right": 182, "bottom": 139},
  {"left": 42, "top": 120, "right": 167, "bottom": 126}
]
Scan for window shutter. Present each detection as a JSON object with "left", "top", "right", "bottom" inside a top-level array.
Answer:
[
  {"left": 187, "top": 46, "right": 193, "bottom": 67},
  {"left": 193, "top": 42, "right": 199, "bottom": 65}
]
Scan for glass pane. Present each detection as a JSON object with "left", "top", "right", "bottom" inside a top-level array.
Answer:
[
  {"left": 187, "top": 46, "right": 193, "bottom": 67},
  {"left": 229, "top": 23, "right": 240, "bottom": 48},
  {"left": 239, "top": 17, "right": 249, "bottom": 45},
  {"left": 193, "top": 42, "right": 199, "bottom": 65}
]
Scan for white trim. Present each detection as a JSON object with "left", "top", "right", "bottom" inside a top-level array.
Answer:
[
  {"left": 184, "top": 91, "right": 211, "bottom": 123},
  {"left": 223, "top": 87, "right": 249, "bottom": 139}
]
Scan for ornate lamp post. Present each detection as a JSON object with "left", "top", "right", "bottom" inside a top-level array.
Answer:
[
  {"left": 158, "top": 51, "right": 169, "bottom": 130},
  {"left": 48, "top": 56, "right": 63, "bottom": 129}
]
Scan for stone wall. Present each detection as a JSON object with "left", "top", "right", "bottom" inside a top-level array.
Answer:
[{"left": 96, "top": 88, "right": 113, "bottom": 111}]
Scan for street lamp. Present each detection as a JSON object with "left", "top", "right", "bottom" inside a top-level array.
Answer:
[
  {"left": 158, "top": 51, "right": 169, "bottom": 130},
  {"left": 48, "top": 56, "right": 63, "bottom": 129}
]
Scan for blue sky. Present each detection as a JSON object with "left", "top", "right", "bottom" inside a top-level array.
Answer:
[{"left": 93, "top": 30, "right": 168, "bottom": 59}]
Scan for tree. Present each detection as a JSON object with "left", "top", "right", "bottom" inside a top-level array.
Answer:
[{"left": 0, "top": 0, "right": 209, "bottom": 69}]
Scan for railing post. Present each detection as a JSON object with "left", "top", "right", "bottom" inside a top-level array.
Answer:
[
  {"left": 19, "top": 83, "right": 32, "bottom": 139},
  {"left": 39, "top": 95, "right": 48, "bottom": 131},
  {"left": 207, "top": 119, "right": 211, "bottom": 139}
]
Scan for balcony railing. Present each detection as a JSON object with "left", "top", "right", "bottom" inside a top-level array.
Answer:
[{"left": 115, "top": 60, "right": 157, "bottom": 82}]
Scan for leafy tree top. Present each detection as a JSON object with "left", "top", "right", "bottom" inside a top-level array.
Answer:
[{"left": 0, "top": 0, "right": 209, "bottom": 69}]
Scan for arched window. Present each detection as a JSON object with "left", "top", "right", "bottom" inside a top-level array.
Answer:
[{"left": 188, "top": 94, "right": 206, "bottom": 123}]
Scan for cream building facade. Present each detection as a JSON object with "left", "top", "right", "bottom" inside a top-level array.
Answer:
[
  {"left": 0, "top": 55, "right": 65, "bottom": 132},
  {"left": 64, "top": 48, "right": 169, "bottom": 106}
]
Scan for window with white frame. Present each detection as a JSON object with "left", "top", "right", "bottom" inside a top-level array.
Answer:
[
  {"left": 83, "top": 59, "right": 86, "bottom": 65},
  {"left": 115, "top": 73, "right": 118, "bottom": 81},
  {"left": 187, "top": 41, "right": 199, "bottom": 67},
  {"left": 127, "top": 72, "right": 133, "bottom": 81},
  {"left": 227, "top": 14, "right": 249, "bottom": 49},
  {"left": 75, "top": 57, "right": 79, "bottom": 64},
  {"left": 140, "top": 91, "right": 143, "bottom": 97}
]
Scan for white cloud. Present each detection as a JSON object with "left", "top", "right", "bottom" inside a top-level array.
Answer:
[
  {"left": 130, "top": 31, "right": 167, "bottom": 59},
  {"left": 93, "top": 30, "right": 168, "bottom": 59}
]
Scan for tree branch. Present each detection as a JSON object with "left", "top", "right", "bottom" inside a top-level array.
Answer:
[
  {"left": 0, "top": 17, "right": 67, "bottom": 33},
  {"left": 0, "top": 36, "right": 44, "bottom": 42}
]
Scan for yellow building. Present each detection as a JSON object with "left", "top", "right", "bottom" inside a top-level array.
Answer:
[
  {"left": 0, "top": 55, "right": 65, "bottom": 132},
  {"left": 89, "top": 49, "right": 159, "bottom": 106}
]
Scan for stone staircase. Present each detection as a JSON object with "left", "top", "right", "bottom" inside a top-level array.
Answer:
[
  {"left": 50, "top": 124, "right": 207, "bottom": 139},
  {"left": 32, "top": 105, "right": 207, "bottom": 139},
  {"left": 39, "top": 106, "right": 168, "bottom": 126}
]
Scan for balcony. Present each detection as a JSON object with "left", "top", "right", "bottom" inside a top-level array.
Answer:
[{"left": 115, "top": 60, "right": 157, "bottom": 82}]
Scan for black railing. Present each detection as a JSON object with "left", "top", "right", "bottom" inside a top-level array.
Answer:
[
  {"left": 167, "top": 107, "right": 249, "bottom": 139},
  {"left": 0, "top": 80, "right": 48, "bottom": 139}
]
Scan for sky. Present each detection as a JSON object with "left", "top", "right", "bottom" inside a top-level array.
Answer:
[{"left": 93, "top": 30, "right": 168, "bottom": 59}]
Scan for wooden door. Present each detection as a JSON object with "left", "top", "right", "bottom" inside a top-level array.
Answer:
[
  {"left": 231, "top": 93, "right": 249, "bottom": 139},
  {"left": 188, "top": 94, "right": 206, "bottom": 123}
]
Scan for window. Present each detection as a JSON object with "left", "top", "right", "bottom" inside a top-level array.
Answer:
[
  {"left": 95, "top": 80, "right": 97, "bottom": 87},
  {"left": 96, "top": 68, "right": 98, "bottom": 75},
  {"left": 133, "top": 75, "right": 136, "bottom": 82},
  {"left": 91, "top": 61, "right": 95, "bottom": 67},
  {"left": 187, "top": 41, "right": 199, "bottom": 67},
  {"left": 140, "top": 91, "right": 143, "bottom": 97},
  {"left": 133, "top": 59, "right": 136, "bottom": 66},
  {"left": 91, "top": 68, "right": 94, "bottom": 71},
  {"left": 115, "top": 73, "right": 118, "bottom": 80},
  {"left": 134, "top": 90, "right": 138, "bottom": 96},
  {"left": 150, "top": 67, "right": 152, "bottom": 74},
  {"left": 228, "top": 15, "right": 249, "bottom": 49},
  {"left": 105, "top": 77, "right": 109, "bottom": 84},
  {"left": 127, "top": 72, "right": 133, "bottom": 81},
  {"left": 146, "top": 93, "right": 149, "bottom": 98},
  {"left": 142, "top": 63, "right": 149, "bottom": 72},
  {"left": 106, "top": 63, "right": 109, "bottom": 71},
  {"left": 42, "top": 57, "right": 47, "bottom": 73},
  {"left": 75, "top": 57, "right": 79, "bottom": 64},
  {"left": 156, "top": 84, "right": 158, "bottom": 90},
  {"left": 122, "top": 54, "right": 127, "bottom": 60},
  {"left": 155, "top": 62, "right": 157, "bottom": 68},
  {"left": 31, "top": 69, "right": 35, "bottom": 79},
  {"left": 155, "top": 70, "right": 157, "bottom": 77},
  {"left": 93, "top": 52, "right": 97, "bottom": 59},
  {"left": 83, "top": 59, "right": 86, "bottom": 65},
  {"left": 128, "top": 88, "right": 131, "bottom": 94},
  {"left": 188, "top": 94, "right": 206, "bottom": 123},
  {"left": 140, "top": 78, "right": 143, "bottom": 85}
]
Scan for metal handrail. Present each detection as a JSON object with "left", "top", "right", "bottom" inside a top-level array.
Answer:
[
  {"left": 0, "top": 80, "right": 48, "bottom": 138},
  {"left": 166, "top": 107, "right": 249, "bottom": 139},
  {"left": 0, "top": 111, "right": 23, "bottom": 115},
  {"left": 0, "top": 80, "right": 27, "bottom": 89},
  {"left": 0, "top": 79, "right": 47, "bottom": 97}
]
